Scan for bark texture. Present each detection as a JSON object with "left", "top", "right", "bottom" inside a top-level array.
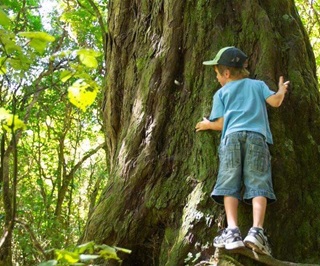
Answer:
[{"left": 81, "top": 0, "right": 320, "bottom": 265}]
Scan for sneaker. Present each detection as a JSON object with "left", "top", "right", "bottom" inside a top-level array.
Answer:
[
  {"left": 213, "top": 227, "right": 245, "bottom": 249},
  {"left": 244, "top": 227, "right": 272, "bottom": 256}
]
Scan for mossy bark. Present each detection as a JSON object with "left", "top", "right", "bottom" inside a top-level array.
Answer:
[{"left": 81, "top": 0, "right": 320, "bottom": 265}]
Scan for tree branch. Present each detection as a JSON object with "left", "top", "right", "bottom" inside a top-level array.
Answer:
[
  {"left": 195, "top": 247, "right": 320, "bottom": 266},
  {"left": 54, "top": 141, "right": 107, "bottom": 217},
  {"left": 15, "top": 219, "right": 49, "bottom": 261}
]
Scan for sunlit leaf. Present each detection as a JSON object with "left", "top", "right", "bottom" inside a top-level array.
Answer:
[
  {"left": 8, "top": 58, "right": 23, "bottom": 70},
  {"left": 0, "top": 8, "right": 11, "bottom": 28},
  {"left": 77, "top": 49, "right": 101, "bottom": 68},
  {"left": 98, "top": 245, "right": 120, "bottom": 261},
  {"left": 75, "top": 241, "right": 95, "bottom": 254},
  {"left": 0, "top": 108, "right": 11, "bottom": 120},
  {"left": 3, "top": 115, "right": 26, "bottom": 132},
  {"left": 4, "top": 39, "right": 21, "bottom": 54},
  {"left": 79, "top": 54, "right": 98, "bottom": 68},
  {"left": 60, "top": 70, "right": 73, "bottom": 83},
  {"left": 29, "top": 39, "right": 47, "bottom": 54},
  {"left": 0, "top": 65, "right": 6, "bottom": 74},
  {"left": 0, "top": 57, "right": 6, "bottom": 74},
  {"left": 55, "top": 249, "right": 79, "bottom": 263},
  {"left": 18, "top": 31, "right": 55, "bottom": 42},
  {"left": 0, "top": 108, "right": 25, "bottom": 132},
  {"left": 67, "top": 79, "right": 98, "bottom": 111},
  {"left": 77, "top": 49, "right": 101, "bottom": 58}
]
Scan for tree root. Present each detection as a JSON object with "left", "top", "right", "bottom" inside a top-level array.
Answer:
[{"left": 195, "top": 247, "right": 320, "bottom": 266}]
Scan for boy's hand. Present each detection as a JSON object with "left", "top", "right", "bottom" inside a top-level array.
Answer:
[
  {"left": 195, "top": 117, "right": 211, "bottom": 132},
  {"left": 278, "top": 76, "right": 290, "bottom": 94},
  {"left": 266, "top": 76, "right": 290, "bottom": 107},
  {"left": 195, "top": 117, "right": 223, "bottom": 132}
]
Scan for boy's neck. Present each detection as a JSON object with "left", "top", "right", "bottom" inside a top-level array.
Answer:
[{"left": 226, "top": 77, "right": 244, "bottom": 83}]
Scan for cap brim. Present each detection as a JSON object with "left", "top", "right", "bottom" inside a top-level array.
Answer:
[{"left": 203, "top": 60, "right": 218, "bottom": 65}]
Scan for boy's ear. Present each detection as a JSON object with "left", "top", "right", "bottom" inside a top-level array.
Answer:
[{"left": 224, "top": 69, "right": 231, "bottom": 78}]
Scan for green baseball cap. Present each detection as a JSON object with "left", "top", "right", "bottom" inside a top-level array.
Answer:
[{"left": 203, "top": 46, "right": 248, "bottom": 68}]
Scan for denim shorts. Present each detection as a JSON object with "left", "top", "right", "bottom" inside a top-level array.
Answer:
[{"left": 211, "top": 131, "right": 276, "bottom": 205}]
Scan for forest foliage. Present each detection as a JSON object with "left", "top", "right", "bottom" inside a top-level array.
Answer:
[{"left": 0, "top": 0, "right": 319, "bottom": 265}]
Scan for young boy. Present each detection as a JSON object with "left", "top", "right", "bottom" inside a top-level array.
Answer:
[{"left": 195, "top": 46, "right": 289, "bottom": 256}]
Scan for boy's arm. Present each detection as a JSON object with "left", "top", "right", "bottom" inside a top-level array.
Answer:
[
  {"left": 266, "top": 76, "right": 289, "bottom": 107},
  {"left": 195, "top": 117, "right": 223, "bottom": 132}
]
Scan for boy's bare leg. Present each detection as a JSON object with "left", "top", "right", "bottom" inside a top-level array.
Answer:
[
  {"left": 252, "top": 196, "right": 267, "bottom": 228},
  {"left": 224, "top": 196, "right": 239, "bottom": 228}
]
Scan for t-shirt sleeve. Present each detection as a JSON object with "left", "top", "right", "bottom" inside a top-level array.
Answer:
[
  {"left": 261, "top": 81, "right": 276, "bottom": 99},
  {"left": 209, "top": 92, "right": 224, "bottom": 121}
]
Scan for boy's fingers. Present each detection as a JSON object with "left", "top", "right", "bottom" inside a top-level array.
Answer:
[{"left": 279, "top": 76, "right": 284, "bottom": 85}]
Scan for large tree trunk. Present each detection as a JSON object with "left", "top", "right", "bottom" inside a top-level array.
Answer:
[{"left": 81, "top": 0, "right": 320, "bottom": 265}]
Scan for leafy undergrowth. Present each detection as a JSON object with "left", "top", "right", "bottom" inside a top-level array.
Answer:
[{"left": 38, "top": 241, "right": 131, "bottom": 266}]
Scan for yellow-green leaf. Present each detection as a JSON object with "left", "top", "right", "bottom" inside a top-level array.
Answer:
[
  {"left": 0, "top": 65, "right": 6, "bottom": 75},
  {"left": 0, "top": 8, "right": 11, "bottom": 28},
  {"left": 0, "top": 57, "right": 6, "bottom": 74},
  {"left": 18, "top": 31, "right": 55, "bottom": 42},
  {"left": 29, "top": 39, "right": 47, "bottom": 54},
  {"left": 75, "top": 241, "right": 95, "bottom": 254},
  {"left": 55, "top": 250, "right": 79, "bottom": 264},
  {"left": 3, "top": 115, "right": 26, "bottom": 132},
  {"left": 0, "top": 108, "right": 11, "bottom": 120},
  {"left": 98, "top": 245, "right": 119, "bottom": 260},
  {"left": 67, "top": 79, "right": 98, "bottom": 111},
  {"left": 79, "top": 54, "right": 98, "bottom": 68},
  {"left": 77, "top": 49, "right": 101, "bottom": 58},
  {"left": 60, "top": 70, "right": 73, "bottom": 82},
  {"left": 0, "top": 108, "right": 26, "bottom": 132}
]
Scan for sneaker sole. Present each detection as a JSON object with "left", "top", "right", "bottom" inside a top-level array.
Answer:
[
  {"left": 244, "top": 236, "right": 271, "bottom": 256},
  {"left": 214, "top": 241, "right": 245, "bottom": 249},
  {"left": 225, "top": 241, "right": 245, "bottom": 250},
  {"left": 213, "top": 243, "right": 225, "bottom": 248}
]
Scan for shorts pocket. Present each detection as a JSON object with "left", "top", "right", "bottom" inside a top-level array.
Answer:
[
  {"left": 248, "top": 143, "right": 270, "bottom": 173},
  {"left": 219, "top": 143, "right": 241, "bottom": 169}
]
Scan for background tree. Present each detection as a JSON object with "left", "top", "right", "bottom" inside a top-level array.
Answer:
[
  {"left": 0, "top": 0, "right": 107, "bottom": 265},
  {"left": 296, "top": 0, "right": 320, "bottom": 78},
  {"left": 81, "top": 0, "right": 320, "bottom": 265}
]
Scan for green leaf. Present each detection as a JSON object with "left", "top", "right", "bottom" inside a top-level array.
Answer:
[
  {"left": 29, "top": 39, "right": 48, "bottom": 54},
  {"left": 75, "top": 241, "right": 95, "bottom": 254},
  {"left": 55, "top": 249, "right": 80, "bottom": 263},
  {"left": 98, "top": 245, "right": 120, "bottom": 261},
  {"left": 0, "top": 108, "right": 26, "bottom": 132},
  {"left": 0, "top": 8, "right": 11, "bottom": 28},
  {"left": 67, "top": 79, "right": 98, "bottom": 111},
  {"left": 3, "top": 115, "right": 26, "bottom": 132},
  {"left": 0, "top": 107, "right": 11, "bottom": 121},
  {"left": 4, "top": 39, "right": 21, "bottom": 54},
  {"left": 60, "top": 70, "right": 73, "bottom": 83},
  {"left": 79, "top": 54, "right": 98, "bottom": 68},
  {"left": 18, "top": 31, "right": 55, "bottom": 42},
  {"left": 0, "top": 65, "right": 6, "bottom": 75},
  {"left": 77, "top": 49, "right": 101, "bottom": 68},
  {"left": 7, "top": 58, "right": 23, "bottom": 70}
]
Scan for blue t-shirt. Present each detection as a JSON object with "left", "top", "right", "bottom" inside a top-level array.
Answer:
[{"left": 209, "top": 78, "right": 275, "bottom": 144}]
